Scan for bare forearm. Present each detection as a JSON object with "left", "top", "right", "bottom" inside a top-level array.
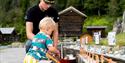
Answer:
[
  {"left": 26, "top": 33, "right": 34, "bottom": 40},
  {"left": 53, "top": 31, "right": 58, "bottom": 47},
  {"left": 48, "top": 46, "right": 59, "bottom": 53},
  {"left": 53, "top": 23, "right": 59, "bottom": 47},
  {"left": 26, "top": 22, "right": 34, "bottom": 40}
]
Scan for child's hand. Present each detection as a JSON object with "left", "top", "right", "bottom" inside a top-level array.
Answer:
[{"left": 55, "top": 50, "right": 60, "bottom": 57}]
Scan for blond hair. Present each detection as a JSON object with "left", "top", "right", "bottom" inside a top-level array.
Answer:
[{"left": 39, "top": 17, "right": 56, "bottom": 31}]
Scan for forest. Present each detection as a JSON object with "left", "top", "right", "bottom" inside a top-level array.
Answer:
[{"left": 0, "top": 0, "right": 125, "bottom": 42}]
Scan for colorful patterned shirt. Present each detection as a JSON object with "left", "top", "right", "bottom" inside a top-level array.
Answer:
[{"left": 27, "top": 32, "right": 53, "bottom": 60}]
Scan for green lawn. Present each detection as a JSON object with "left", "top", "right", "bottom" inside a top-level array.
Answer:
[
  {"left": 116, "top": 32, "right": 125, "bottom": 46},
  {"left": 87, "top": 32, "right": 125, "bottom": 46}
]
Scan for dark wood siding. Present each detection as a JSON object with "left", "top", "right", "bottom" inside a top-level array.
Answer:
[
  {"left": 59, "top": 10, "right": 85, "bottom": 37},
  {"left": 0, "top": 30, "right": 19, "bottom": 42}
]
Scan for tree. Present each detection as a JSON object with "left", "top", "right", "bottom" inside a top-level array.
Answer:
[
  {"left": 108, "top": 0, "right": 119, "bottom": 16},
  {"left": 55, "top": 0, "right": 67, "bottom": 11},
  {"left": 66, "top": 0, "right": 79, "bottom": 7},
  {"left": 118, "top": 0, "right": 125, "bottom": 16},
  {"left": 84, "top": 0, "right": 109, "bottom": 16}
]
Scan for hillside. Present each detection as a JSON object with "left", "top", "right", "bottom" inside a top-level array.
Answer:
[{"left": 0, "top": 0, "right": 125, "bottom": 42}]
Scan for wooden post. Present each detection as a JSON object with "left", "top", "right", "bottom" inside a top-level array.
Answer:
[
  {"left": 108, "top": 59, "right": 112, "bottom": 63},
  {"left": 95, "top": 55, "right": 99, "bottom": 63},
  {"left": 46, "top": 53, "right": 60, "bottom": 63},
  {"left": 100, "top": 55, "right": 104, "bottom": 63},
  {"left": 92, "top": 53, "right": 94, "bottom": 60}
]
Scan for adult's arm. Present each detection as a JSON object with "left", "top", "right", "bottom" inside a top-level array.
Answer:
[
  {"left": 46, "top": 7, "right": 59, "bottom": 47},
  {"left": 26, "top": 22, "right": 35, "bottom": 40},
  {"left": 53, "top": 23, "right": 59, "bottom": 47}
]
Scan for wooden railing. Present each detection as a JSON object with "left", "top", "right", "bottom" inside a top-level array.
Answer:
[
  {"left": 79, "top": 48, "right": 117, "bottom": 63},
  {"left": 46, "top": 53, "right": 60, "bottom": 63}
]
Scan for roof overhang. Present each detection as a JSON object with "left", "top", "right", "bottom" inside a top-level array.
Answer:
[
  {"left": 59, "top": 6, "right": 87, "bottom": 18},
  {"left": 0, "top": 27, "right": 15, "bottom": 34}
]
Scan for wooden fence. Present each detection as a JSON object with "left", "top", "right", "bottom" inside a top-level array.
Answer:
[{"left": 79, "top": 48, "right": 117, "bottom": 63}]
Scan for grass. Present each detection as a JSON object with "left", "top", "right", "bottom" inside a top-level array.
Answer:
[
  {"left": 116, "top": 32, "right": 125, "bottom": 46},
  {"left": 87, "top": 32, "right": 125, "bottom": 46},
  {"left": 83, "top": 16, "right": 116, "bottom": 32},
  {"left": 100, "top": 32, "right": 125, "bottom": 46},
  {"left": 0, "top": 33, "right": 125, "bottom": 46}
]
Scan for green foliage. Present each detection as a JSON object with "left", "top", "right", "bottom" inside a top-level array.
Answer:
[
  {"left": 87, "top": 42, "right": 95, "bottom": 45},
  {"left": 86, "top": 32, "right": 125, "bottom": 46},
  {"left": 66, "top": 0, "right": 79, "bottom": 7},
  {"left": 55, "top": 0, "right": 67, "bottom": 11},
  {"left": 83, "top": 16, "right": 116, "bottom": 32},
  {"left": 0, "top": 0, "right": 125, "bottom": 43},
  {"left": 0, "top": 42, "right": 12, "bottom": 46},
  {"left": 100, "top": 38, "right": 108, "bottom": 45},
  {"left": 108, "top": 0, "right": 119, "bottom": 16},
  {"left": 56, "top": 0, "right": 125, "bottom": 16},
  {"left": 116, "top": 32, "right": 125, "bottom": 46},
  {"left": 84, "top": 0, "right": 109, "bottom": 16},
  {"left": 99, "top": 32, "right": 125, "bottom": 46},
  {"left": 108, "top": 0, "right": 125, "bottom": 16},
  {"left": 0, "top": 0, "right": 26, "bottom": 42},
  {"left": 89, "top": 17, "right": 109, "bottom": 26}
]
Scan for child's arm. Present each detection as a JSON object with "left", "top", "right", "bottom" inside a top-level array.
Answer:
[
  {"left": 48, "top": 46, "right": 60, "bottom": 54},
  {"left": 46, "top": 37, "right": 60, "bottom": 54},
  {"left": 46, "top": 53, "right": 60, "bottom": 63}
]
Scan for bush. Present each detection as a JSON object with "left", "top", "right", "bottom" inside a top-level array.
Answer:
[
  {"left": 116, "top": 32, "right": 125, "bottom": 46},
  {"left": 83, "top": 16, "right": 116, "bottom": 32},
  {"left": 100, "top": 38, "right": 108, "bottom": 45},
  {"left": 99, "top": 32, "right": 125, "bottom": 46},
  {"left": 87, "top": 42, "right": 95, "bottom": 45}
]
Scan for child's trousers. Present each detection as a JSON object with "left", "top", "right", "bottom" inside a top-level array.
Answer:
[
  {"left": 24, "top": 54, "right": 38, "bottom": 63},
  {"left": 24, "top": 54, "right": 52, "bottom": 63}
]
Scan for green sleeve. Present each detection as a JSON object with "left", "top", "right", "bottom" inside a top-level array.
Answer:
[{"left": 46, "top": 38, "right": 53, "bottom": 47}]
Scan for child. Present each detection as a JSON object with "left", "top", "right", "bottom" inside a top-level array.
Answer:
[{"left": 24, "top": 17, "right": 60, "bottom": 63}]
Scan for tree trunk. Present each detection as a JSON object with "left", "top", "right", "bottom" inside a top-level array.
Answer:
[
  {"left": 98, "top": 9, "right": 101, "bottom": 16},
  {"left": 122, "top": 11, "right": 125, "bottom": 32}
]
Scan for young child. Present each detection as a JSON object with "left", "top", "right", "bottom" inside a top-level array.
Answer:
[{"left": 24, "top": 17, "right": 60, "bottom": 63}]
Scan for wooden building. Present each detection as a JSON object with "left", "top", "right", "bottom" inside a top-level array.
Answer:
[
  {"left": 59, "top": 6, "right": 87, "bottom": 37},
  {"left": 80, "top": 26, "right": 107, "bottom": 43},
  {"left": 86, "top": 26, "right": 107, "bottom": 38},
  {"left": 0, "top": 27, "right": 19, "bottom": 42}
]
